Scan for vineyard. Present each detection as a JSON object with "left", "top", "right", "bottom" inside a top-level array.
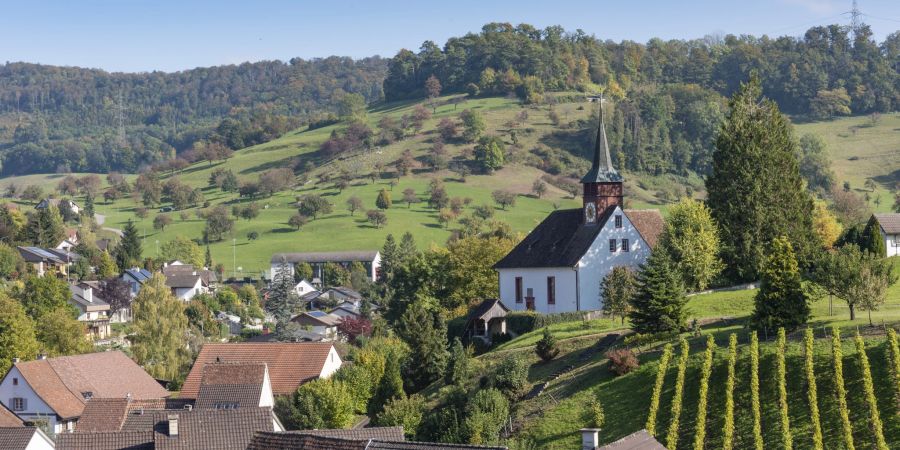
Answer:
[{"left": 645, "top": 327, "right": 900, "bottom": 449}]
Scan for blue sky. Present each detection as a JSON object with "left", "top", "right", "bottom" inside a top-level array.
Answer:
[{"left": 1, "top": 0, "right": 898, "bottom": 73}]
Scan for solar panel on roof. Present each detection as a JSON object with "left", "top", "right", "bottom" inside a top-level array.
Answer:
[{"left": 308, "top": 311, "right": 327, "bottom": 317}]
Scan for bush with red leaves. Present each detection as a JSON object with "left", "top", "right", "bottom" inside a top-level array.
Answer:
[
  {"left": 605, "top": 348, "right": 639, "bottom": 376},
  {"left": 337, "top": 316, "right": 372, "bottom": 341}
]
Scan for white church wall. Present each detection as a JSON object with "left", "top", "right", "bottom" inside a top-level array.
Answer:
[
  {"left": 576, "top": 207, "right": 652, "bottom": 311},
  {"left": 498, "top": 267, "right": 577, "bottom": 314}
]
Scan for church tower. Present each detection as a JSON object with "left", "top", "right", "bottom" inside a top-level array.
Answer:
[{"left": 581, "top": 96, "right": 623, "bottom": 225}]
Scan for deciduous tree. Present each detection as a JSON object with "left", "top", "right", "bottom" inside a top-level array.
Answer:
[
  {"left": 751, "top": 236, "right": 808, "bottom": 332},
  {"left": 658, "top": 198, "right": 724, "bottom": 291},
  {"left": 131, "top": 273, "right": 191, "bottom": 382}
]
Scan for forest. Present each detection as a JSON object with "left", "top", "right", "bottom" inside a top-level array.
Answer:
[
  {"left": 0, "top": 57, "right": 386, "bottom": 175},
  {"left": 1, "top": 22, "right": 899, "bottom": 178}
]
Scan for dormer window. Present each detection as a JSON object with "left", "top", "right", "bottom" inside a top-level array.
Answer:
[
  {"left": 82, "top": 391, "right": 93, "bottom": 400},
  {"left": 615, "top": 215, "right": 622, "bottom": 228}
]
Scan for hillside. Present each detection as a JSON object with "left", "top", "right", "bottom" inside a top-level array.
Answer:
[
  {"left": 0, "top": 93, "right": 702, "bottom": 275},
  {"left": 443, "top": 265, "right": 900, "bottom": 449}
]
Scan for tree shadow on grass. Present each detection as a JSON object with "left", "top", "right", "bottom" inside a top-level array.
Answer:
[
  {"left": 422, "top": 223, "right": 443, "bottom": 229},
  {"left": 271, "top": 227, "right": 298, "bottom": 233}
]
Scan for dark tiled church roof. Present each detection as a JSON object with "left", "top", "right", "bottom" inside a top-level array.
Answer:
[{"left": 493, "top": 208, "right": 614, "bottom": 269}]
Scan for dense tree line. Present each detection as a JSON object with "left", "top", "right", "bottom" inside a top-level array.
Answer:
[
  {"left": 384, "top": 22, "right": 900, "bottom": 115},
  {"left": 0, "top": 57, "right": 386, "bottom": 174}
]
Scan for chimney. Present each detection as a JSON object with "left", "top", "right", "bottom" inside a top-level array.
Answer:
[
  {"left": 167, "top": 414, "right": 179, "bottom": 436},
  {"left": 85, "top": 286, "right": 93, "bottom": 303},
  {"left": 580, "top": 428, "right": 600, "bottom": 450},
  {"left": 12, "top": 358, "right": 19, "bottom": 364},
  {"left": 36, "top": 354, "right": 47, "bottom": 360}
]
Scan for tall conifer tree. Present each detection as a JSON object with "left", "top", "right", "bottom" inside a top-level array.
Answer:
[
  {"left": 131, "top": 273, "right": 190, "bottom": 381},
  {"left": 629, "top": 250, "right": 687, "bottom": 334},
  {"left": 706, "top": 75, "right": 816, "bottom": 281},
  {"left": 751, "top": 236, "right": 809, "bottom": 331},
  {"left": 115, "top": 219, "right": 143, "bottom": 271}
]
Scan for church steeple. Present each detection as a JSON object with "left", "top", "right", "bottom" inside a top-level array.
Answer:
[
  {"left": 581, "top": 95, "right": 624, "bottom": 225},
  {"left": 581, "top": 95, "right": 622, "bottom": 184}
]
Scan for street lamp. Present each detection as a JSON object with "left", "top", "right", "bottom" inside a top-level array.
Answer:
[{"left": 232, "top": 238, "right": 236, "bottom": 281}]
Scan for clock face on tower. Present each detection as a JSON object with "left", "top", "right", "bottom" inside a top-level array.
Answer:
[{"left": 584, "top": 202, "right": 597, "bottom": 224}]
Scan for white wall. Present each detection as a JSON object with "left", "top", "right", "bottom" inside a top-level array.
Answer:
[
  {"left": 884, "top": 229, "right": 899, "bottom": 257},
  {"left": 498, "top": 267, "right": 578, "bottom": 314},
  {"left": 259, "top": 368, "right": 274, "bottom": 408},
  {"left": 0, "top": 366, "right": 67, "bottom": 434},
  {"left": 24, "top": 428, "right": 56, "bottom": 450},
  {"left": 576, "top": 207, "right": 652, "bottom": 311},
  {"left": 318, "top": 346, "right": 343, "bottom": 379},
  {"left": 370, "top": 253, "right": 382, "bottom": 281}
]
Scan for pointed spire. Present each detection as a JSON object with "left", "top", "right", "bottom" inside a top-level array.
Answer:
[{"left": 581, "top": 94, "right": 622, "bottom": 183}]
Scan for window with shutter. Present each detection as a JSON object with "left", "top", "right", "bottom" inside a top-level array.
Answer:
[{"left": 609, "top": 239, "right": 617, "bottom": 253}]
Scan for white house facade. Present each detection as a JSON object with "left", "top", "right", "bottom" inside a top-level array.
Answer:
[
  {"left": 873, "top": 213, "right": 900, "bottom": 257},
  {"left": 494, "top": 97, "right": 663, "bottom": 314},
  {"left": 0, "top": 365, "right": 74, "bottom": 434},
  {"left": 269, "top": 251, "right": 382, "bottom": 284}
]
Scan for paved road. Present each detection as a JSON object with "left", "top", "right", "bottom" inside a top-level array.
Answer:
[{"left": 95, "top": 213, "right": 123, "bottom": 237}]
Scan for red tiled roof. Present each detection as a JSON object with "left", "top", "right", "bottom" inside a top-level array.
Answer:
[
  {"left": 195, "top": 363, "right": 267, "bottom": 410},
  {"left": 624, "top": 209, "right": 665, "bottom": 249},
  {"left": 874, "top": 213, "right": 900, "bottom": 234},
  {"left": 0, "top": 404, "right": 23, "bottom": 427},
  {"left": 75, "top": 398, "right": 130, "bottom": 432},
  {"left": 57, "top": 431, "right": 154, "bottom": 450},
  {"left": 13, "top": 351, "right": 169, "bottom": 420},
  {"left": 0, "top": 427, "right": 41, "bottom": 450},
  {"left": 180, "top": 343, "right": 337, "bottom": 398}
]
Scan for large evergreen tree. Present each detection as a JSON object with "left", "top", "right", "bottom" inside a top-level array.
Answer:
[
  {"left": 751, "top": 236, "right": 809, "bottom": 332},
  {"left": 131, "top": 273, "right": 191, "bottom": 382},
  {"left": 115, "top": 219, "right": 143, "bottom": 271},
  {"left": 629, "top": 250, "right": 687, "bottom": 334},
  {"left": 706, "top": 76, "right": 816, "bottom": 281},
  {"left": 396, "top": 301, "right": 449, "bottom": 390},
  {"left": 25, "top": 205, "right": 65, "bottom": 248},
  {"left": 267, "top": 259, "right": 297, "bottom": 333}
]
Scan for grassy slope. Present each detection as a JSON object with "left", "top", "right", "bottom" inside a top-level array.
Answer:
[
  {"left": 795, "top": 113, "right": 900, "bottom": 212},
  {"left": 0, "top": 94, "right": 680, "bottom": 274}
]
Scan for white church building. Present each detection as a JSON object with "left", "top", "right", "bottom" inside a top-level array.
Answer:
[{"left": 494, "top": 100, "right": 663, "bottom": 314}]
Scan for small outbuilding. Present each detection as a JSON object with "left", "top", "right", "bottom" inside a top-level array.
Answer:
[{"left": 465, "top": 299, "right": 510, "bottom": 344}]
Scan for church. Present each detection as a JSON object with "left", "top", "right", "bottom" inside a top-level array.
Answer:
[{"left": 493, "top": 100, "right": 663, "bottom": 314}]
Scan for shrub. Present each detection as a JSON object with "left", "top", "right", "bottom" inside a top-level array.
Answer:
[
  {"left": 645, "top": 343, "right": 673, "bottom": 435},
  {"left": 586, "top": 391, "right": 605, "bottom": 428},
  {"left": 831, "top": 327, "right": 855, "bottom": 450},
  {"left": 692, "top": 335, "right": 715, "bottom": 450},
  {"left": 750, "top": 333, "right": 763, "bottom": 450},
  {"left": 665, "top": 338, "right": 690, "bottom": 449},
  {"left": 376, "top": 394, "right": 426, "bottom": 439},
  {"left": 776, "top": 328, "right": 793, "bottom": 450},
  {"left": 535, "top": 328, "right": 559, "bottom": 362},
  {"left": 605, "top": 348, "right": 638, "bottom": 376},
  {"left": 492, "top": 354, "right": 528, "bottom": 399},
  {"left": 804, "top": 328, "right": 824, "bottom": 450},
  {"left": 722, "top": 334, "right": 737, "bottom": 450},
  {"left": 855, "top": 333, "right": 888, "bottom": 450}
]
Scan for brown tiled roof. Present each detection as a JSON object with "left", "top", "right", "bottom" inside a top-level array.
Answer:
[
  {"left": 596, "top": 429, "right": 665, "bottom": 450},
  {"left": 13, "top": 351, "right": 169, "bottom": 420},
  {"left": 0, "top": 403, "right": 24, "bottom": 427},
  {"left": 181, "top": 343, "right": 336, "bottom": 398},
  {"left": 874, "top": 213, "right": 900, "bottom": 234},
  {"left": 247, "top": 432, "right": 367, "bottom": 450},
  {"left": 270, "top": 251, "right": 379, "bottom": 264},
  {"left": 76, "top": 398, "right": 130, "bottom": 432},
  {"left": 115, "top": 407, "right": 275, "bottom": 450},
  {"left": 0, "top": 427, "right": 39, "bottom": 450},
  {"left": 195, "top": 363, "right": 266, "bottom": 410},
  {"left": 290, "top": 311, "right": 342, "bottom": 327},
  {"left": 367, "top": 442, "right": 507, "bottom": 449},
  {"left": 293, "top": 426, "right": 405, "bottom": 441},
  {"left": 624, "top": 209, "right": 664, "bottom": 249},
  {"left": 57, "top": 431, "right": 154, "bottom": 450}
]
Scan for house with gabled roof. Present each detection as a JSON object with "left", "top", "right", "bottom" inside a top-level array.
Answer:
[
  {"left": 290, "top": 311, "right": 342, "bottom": 340},
  {"left": 269, "top": 250, "right": 381, "bottom": 283},
  {"left": 872, "top": 213, "right": 900, "bottom": 257},
  {"left": 179, "top": 343, "right": 341, "bottom": 399},
  {"left": 68, "top": 282, "right": 111, "bottom": 340},
  {"left": 18, "top": 246, "right": 79, "bottom": 278},
  {"left": 122, "top": 268, "right": 152, "bottom": 297},
  {"left": 494, "top": 99, "right": 664, "bottom": 314},
  {"left": 0, "top": 351, "right": 169, "bottom": 434}
]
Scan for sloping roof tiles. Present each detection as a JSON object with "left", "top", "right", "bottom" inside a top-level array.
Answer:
[
  {"left": 596, "top": 430, "right": 666, "bottom": 450},
  {"left": 0, "top": 427, "right": 41, "bottom": 450},
  {"left": 270, "top": 251, "right": 378, "bottom": 264},
  {"left": 195, "top": 363, "right": 266, "bottom": 410},
  {"left": 13, "top": 351, "right": 169, "bottom": 420},
  {"left": 0, "top": 403, "right": 23, "bottom": 427},
  {"left": 874, "top": 213, "right": 900, "bottom": 234},
  {"left": 623, "top": 209, "right": 665, "bottom": 249},
  {"left": 180, "top": 343, "right": 336, "bottom": 398},
  {"left": 493, "top": 208, "right": 614, "bottom": 269}
]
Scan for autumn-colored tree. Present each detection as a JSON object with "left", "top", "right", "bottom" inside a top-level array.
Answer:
[{"left": 658, "top": 198, "right": 724, "bottom": 291}]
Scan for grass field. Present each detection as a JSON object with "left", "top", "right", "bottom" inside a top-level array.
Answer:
[
  {"left": 0, "top": 94, "right": 682, "bottom": 274},
  {"left": 795, "top": 113, "right": 900, "bottom": 212}
]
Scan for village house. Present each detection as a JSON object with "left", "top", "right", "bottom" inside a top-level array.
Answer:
[
  {"left": 55, "top": 229, "right": 79, "bottom": 252},
  {"left": 292, "top": 279, "right": 317, "bottom": 297},
  {"left": 290, "top": 311, "right": 342, "bottom": 340},
  {"left": 0, "top": 426, "right": 56, "bottom": 450},
  {"left": 872, "top": 213, "right": 900, "bottom": 257},
  {"left": 121, "top": 267, "right": 152, "bottom": 297},
  {"left": 0, "top": 352, "right": 169, "bottom": 434},
  {"left": 18, "top": 246, "right": 80, "bottom": 278},
  {"left": 494, "top": 101, "right": 664, "bottom": 314},
  {"left": 35, "top": 198, "right": 80, "bottom": 217},
  {"left": 269, "top": 250, "right": 381, "bottom": 284},
  {"left": 68, "top": 282, "right": 111, "bottom": 340},
  {"left": 179, "top": 342, "right": 342, "bottom": 399}
]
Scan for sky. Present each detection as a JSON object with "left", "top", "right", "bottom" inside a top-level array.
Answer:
[{"left": 1, "top": 0, "right": 899, "bottom": 73}]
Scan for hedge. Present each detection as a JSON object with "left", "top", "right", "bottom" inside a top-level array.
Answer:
[
  {"left": 505, "top": 310, "right": 592, "bottom": 335},
  {"left": 692, "top": 335, "right": 715, "bottom": 450},
  {"left": 855, "top": 333, "right": 888, "bottom": 450},
  {"left": 804, "top": 328, "right": 823, "bottom": 450},
  {"left": 887, "top": 328, "right": 900, "bottom": 408},
  {"left": 750, "top": 333, "right": 763, "bottom": 450},
  {"left": 722, "top": 333, "right": 737, "bottom": 450},
  {"left": 665, "top": 338, "right": 690, "bottom": 450},
  {"left": 832, "top": 327, "right": 855, "bottom": 450},
  {"left": 776, "top": 328, "right": 793, "bottom": 450}
]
